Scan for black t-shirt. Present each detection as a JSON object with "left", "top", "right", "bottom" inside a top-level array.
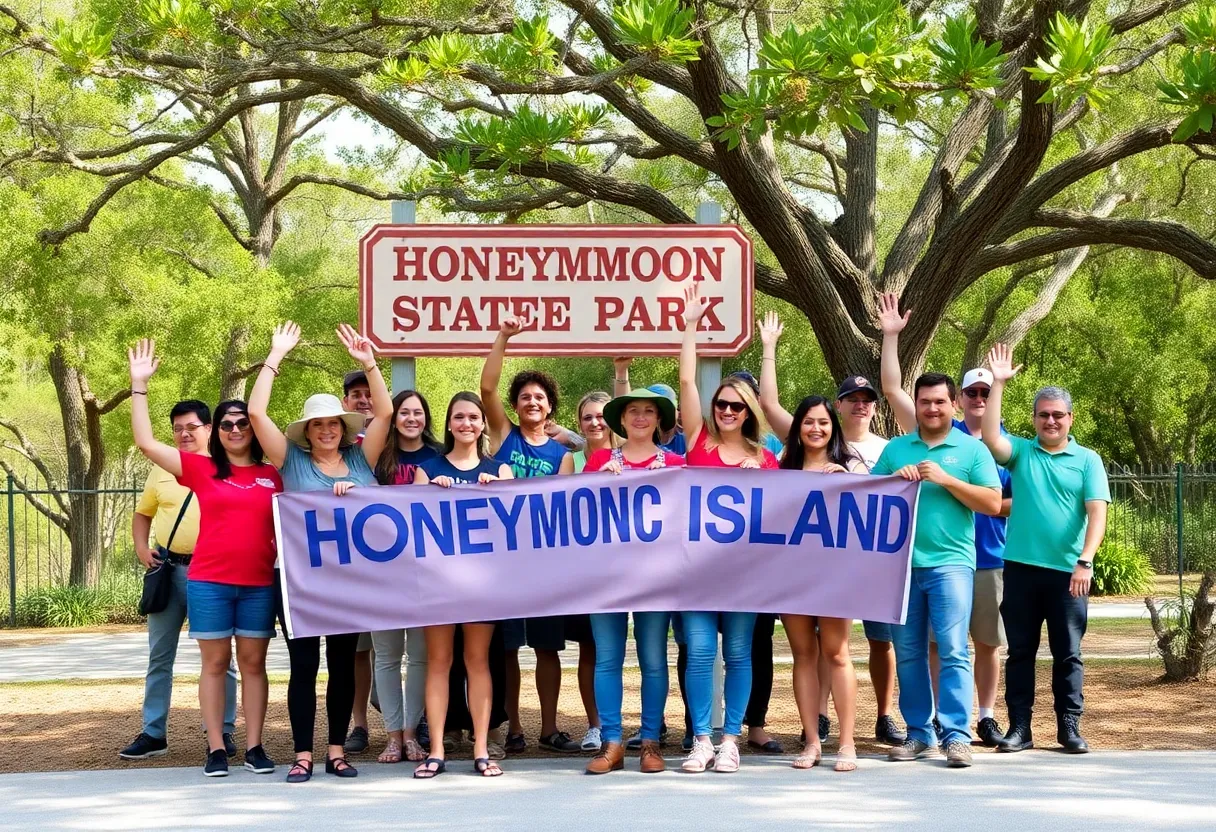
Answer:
[
  {"left": 419, "top": 455, "right": 505, "bottom": 485},
  {"left": 393, "top": 445, "right": 441, "bottom": 485}
]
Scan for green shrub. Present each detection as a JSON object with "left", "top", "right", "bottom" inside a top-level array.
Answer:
[
  {"left": 16, "top": 586, "right": 111, "bottom": 627},
  {"left": 1092, "top": 538, "right": 1154, "bottom": 597}
]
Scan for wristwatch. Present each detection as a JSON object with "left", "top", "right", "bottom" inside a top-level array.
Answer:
[{"left": 1077, "top": 559, "right": 1093, "bottom": 569}]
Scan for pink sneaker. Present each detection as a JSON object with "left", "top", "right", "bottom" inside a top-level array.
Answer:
[
  {"left": 714, "top": 741, "right": 740, "bottom": 773},
  {"left": 681, "top": 738, "right": 716, "bottom": 773}
]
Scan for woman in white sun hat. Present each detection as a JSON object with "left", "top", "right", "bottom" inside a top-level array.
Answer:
[{"left": 248, "top": 321, "right": 393, "bottom": 784}]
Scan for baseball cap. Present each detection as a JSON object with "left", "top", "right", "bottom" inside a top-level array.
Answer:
[
  {"left": 728, "top": 370, "right": 760, "bottom": 394},
  {"left": 342, "top": 370, "right": 369, "bottom": 395},
  {"left": 836, "top": 375, "right": 879, "bottom": 401},
  {"left": 646, "top": 383, "right": 677, "bottom": 404},
  {"left": 961, "top": 368, "right": 994, "bottom": 390}
]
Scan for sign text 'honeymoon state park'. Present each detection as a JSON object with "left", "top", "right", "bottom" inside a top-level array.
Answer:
[{"left": 360, "top": 225, "right": 754, "bottom": 356}]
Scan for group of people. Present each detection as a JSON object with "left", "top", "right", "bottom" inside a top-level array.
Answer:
[{"left": 120, "top": 285, "right": 1109, "bottom": 780}]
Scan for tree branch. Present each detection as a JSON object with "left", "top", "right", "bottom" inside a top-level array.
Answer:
[{"left": 0, "top": 457, "right": 71, "bottom": 531}]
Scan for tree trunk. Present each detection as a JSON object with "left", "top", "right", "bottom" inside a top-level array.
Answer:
[
  {"left": 47, "top": 345, "right": 103, "bottom": 587},
  {"left": 219, "top": 323, "right": 253, "bottom": 401},
  {"left": 1147, "top": 570, "right": 1215, "bottom": 681}
]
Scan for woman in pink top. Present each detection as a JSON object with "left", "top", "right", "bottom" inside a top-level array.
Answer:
[{"left": 677, "top": 285, "right": 777, "bottom": 775}]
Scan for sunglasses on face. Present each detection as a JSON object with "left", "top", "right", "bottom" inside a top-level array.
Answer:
[
  {"left": 713, "top": 399, "right": 748, "bottom": 414},
  {"left": 171, "top": 423, "right": 205, "bottom": 435},
  {"left": 218, "top": 417, "right": 251, "bottom": 432},
  {"left": 963, "top": 388, "right": 990, "bottom": 399},
  {"left": 1036, "top": 411, "right": 1070, "bottom": 422}
]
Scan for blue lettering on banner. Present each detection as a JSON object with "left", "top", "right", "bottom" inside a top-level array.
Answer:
[
  {"left": 571, "top": 488, "right": 598, "bottom": 546},
  {"left": 748, "top": 488, "right": 787, "bottom": 545},
  {"left": 789, "top": 491, "right": 835, "bottom": 547},
  {"left": 633, "top": 485, "right": 661, "bottom": 542},
  {"left": 837, "top": 493, "right": 878, "bottom": 550},
  {"left": 489, "top": 494, "right": 526, "bottom": 551},
  {"left": 306, "top": 508, "right": 351, "bottom": 567},
  {"left": 456, "top": 498, "right": 493, "bottom": 555},
  {"left": 352, "top": 504, "right": 409, "bottom": 563},
  {"left": 688, "top": 485, "right": 701, "bottom": 542},
  {"left": 529, "top": 491, "right": 570, "bottom": 548},
  {"left": 412, "top": 501, "right": 455, "bottom": 557},
  {"left": 705, "top": 485, "right": 745, "bottom": 544},
  {"left": 601, "top": 486, "right": 631, "bottom": 543},
  {"left": 878, "top": 495, "right": 911, "bottom": 553}
]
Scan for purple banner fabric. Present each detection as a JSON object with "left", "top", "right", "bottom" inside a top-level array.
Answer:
[{"left": 274, "top": 468, "right": 920, "bottom": 639}]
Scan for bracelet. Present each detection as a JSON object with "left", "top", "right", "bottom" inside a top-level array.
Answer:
[
  {"left": 363, "top": 364, "right": 380, "bottom": 373},
  {"left": 264, "top": 364, "right": 280, "bottom": 377},
  {"left": 131, "top": 390, "right": 148, "bottom": 396},
  {"left": 762, "top": 356, "right": 776, "bottom": 362},
  {"left": 614, "top": 377, "right": 629, "bottom": 383}
]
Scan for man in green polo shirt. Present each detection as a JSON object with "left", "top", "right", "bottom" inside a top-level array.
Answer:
[
  {"left": 981, "top": 343, "right": 1110, "bottom": 755},
  {"left": 872, "top": 373, "right": 1003, "bottom": 768}
]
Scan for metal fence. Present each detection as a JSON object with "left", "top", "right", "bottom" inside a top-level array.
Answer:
[{"left": 4, "top": 462, "right": 1216, "bottom": 626}]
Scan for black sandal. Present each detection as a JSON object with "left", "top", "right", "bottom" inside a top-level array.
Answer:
[
  {"left": 474, "top": 757, "right": 503, "bottom": 777},
  {"left": 326, "top": 756, "right": 358, "bottom": 778},
  {"left": 286, "top": 758, "right": 313, "bottom": 783},
  {"left": 504, "top": 733, "right": 527, "bottom": 754},
  {"left": 413, "top": 757, "right": 446, "bottom": 779}
]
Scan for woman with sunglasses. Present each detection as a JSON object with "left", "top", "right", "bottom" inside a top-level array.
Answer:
[
  {"left": 413, "top": 392, "right": 514, "bottom": 779},
  {"left": 248, "top": 321, "right": 393, "bottom": 784},
  {"left": 128, "top": 340, "right": 282, "bottom": 779},
  {"left": 778, "top": 395, "right": 866, "bottom": 772},
  {"left": 677, "top": 284, "right": 779, "bottom": 774},
  {"left": 581, "top": 388, "right": 685, "bottom": 774}
]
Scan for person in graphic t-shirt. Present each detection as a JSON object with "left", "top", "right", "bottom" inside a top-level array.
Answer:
[
  {"left": 677, "top": 284, "right": 778, "bottom": 777},
  {"left": 480, "top": 317, "right": 590, "bottom": 756},
  {"left": 412, "top": 392, "right": 513, "bottom": 780},
  {"left": 127, "top": 340, "right": 282, "bottom": 780},
  {"left": 582, "top": 388, "right": 685, "bottom": 776}
]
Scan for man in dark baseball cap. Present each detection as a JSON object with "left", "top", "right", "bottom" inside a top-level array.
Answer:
[
  {"left": 342, "top": 370, "right": 373, "bottom": 427},
  {"left": 836, "top": 375, "right": 879, "bottom": 402}
]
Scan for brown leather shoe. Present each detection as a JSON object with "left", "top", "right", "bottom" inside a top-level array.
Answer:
[
  {"left": 639, "top": 740, "right": 666, "bottom": 773},
  {"left": 585, "top": 742, "right": 625, "bottom": 775}
]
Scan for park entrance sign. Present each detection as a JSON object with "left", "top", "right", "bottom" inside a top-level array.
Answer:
[{"left": 359, "top": 224, "right": 753, "bottom": 356}]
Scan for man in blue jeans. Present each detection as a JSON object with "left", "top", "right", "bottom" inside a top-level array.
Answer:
[
  {"left": 872, "top": 373, "right": 1002, "bottom": 768},
  {"left": 120, "top": 400, "right": 238, "bottom": 760}
]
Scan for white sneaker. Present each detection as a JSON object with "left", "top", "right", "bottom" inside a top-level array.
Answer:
[
  {"left": 681, "top": 738, "right": 716, "bottom": 773},
  {"left": 624, "top": 730, "right": 643, "bottom": 750},
  {"left": 580, "top": 726, "right": 602, "bottom": 751}
]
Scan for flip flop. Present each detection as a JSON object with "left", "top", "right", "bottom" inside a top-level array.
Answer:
[
  {"left": 413, "top": 757, "right": 446, "bottom": 779},
  {"left": 747, "top": 739, "right": 783, "bottom": 753},
  {"left": 474, "top": 757, "right": 503, "bottom": 777}
]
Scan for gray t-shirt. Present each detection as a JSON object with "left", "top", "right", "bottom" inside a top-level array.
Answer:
[{"left": 280, "top": 442, "right": 377, "bottom": 493}]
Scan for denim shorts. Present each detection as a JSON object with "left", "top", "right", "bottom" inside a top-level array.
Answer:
[
  {"left": 862, "top": 620, "right": 893, "bottom": 642},
  {"left": 187, "top": 579, "right": 276, "bottom": 640}
]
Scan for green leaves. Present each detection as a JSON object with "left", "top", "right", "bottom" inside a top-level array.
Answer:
[
  {"left": 1161, "top": 3, "right": 1216, "bottom": 140},
  {"left": 1158, "top": 51, "right": 1216, "bottom": 140},
  {"left": 380, "top": 56, "right": 430, "bottom": 88},
  {"left": 1026, "top": 12, "right": 1113, "bottom": 110},
  {"left": 612, "top": 0, "right": 701, "bottom": 63},
  {"left": 454, "top": 105, "right": 574, "bottom": 168},
  {"left": 930, "top": 14, "right": 1004, "bottom": 95},
  {"left": 49, "top": 19, "right": 114, "bottom": 72},
  {"left": 418, "top": 32, "right": 474, "bottom": 78},
  {"left": 140, "top": 0, "right": 213, "bottom": 40}
]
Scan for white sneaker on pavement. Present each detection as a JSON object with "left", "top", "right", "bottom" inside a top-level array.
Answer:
[{"left": 580, "top": 726, "right": 602, "bottom": 751}]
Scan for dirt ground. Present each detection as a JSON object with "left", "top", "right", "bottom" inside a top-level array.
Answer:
[{"left": 1, "top": 660, "right": 1211, "bottom": 775}]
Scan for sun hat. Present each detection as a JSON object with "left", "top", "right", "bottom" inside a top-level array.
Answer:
[
  {"left": 647, "top": 382, "right": 677, "bottom": 404},
  {"left": 284, "top": 394, "right": 365, "bottom": 448},
  {"left": 604, "top": 389, "right": 677, "bottom": 439}
]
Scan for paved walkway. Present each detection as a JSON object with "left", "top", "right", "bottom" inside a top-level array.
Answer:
[{"left": 2, "top": 753, "right": 1213, "bottom": 830}]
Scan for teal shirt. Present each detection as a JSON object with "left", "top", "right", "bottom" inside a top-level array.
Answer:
[
  {"left": 280, "top": 443, "right": 377, "bottom": 493},
  {"left": 872, "top": 427, "right": 1001, "bottom": 569},
  {"left": 1002, "top": 435, "right": 1110, "bottom": 573}
]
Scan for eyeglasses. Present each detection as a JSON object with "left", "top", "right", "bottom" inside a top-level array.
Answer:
[
  {"left": 713, "top": 399, "right": 748, "bottom": 414},
  {"left": 1036, "top": 411, "right": 1070, "bottom": 422},
  {"left": 171, "top": 423, "right": 205, "bottom": 435},
  {"left": 218, "top": 417, "right": 251, "bottom": 432},
  {"left": 963, "top": 388, "right": 990, "bottom": 400}
]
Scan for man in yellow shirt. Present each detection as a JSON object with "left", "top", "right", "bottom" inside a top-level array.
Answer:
[{"left": 119, "top": 401, "right": 238, "bottom": 760}]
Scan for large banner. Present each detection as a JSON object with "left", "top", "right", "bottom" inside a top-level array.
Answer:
[
  {"left": 359, "top": 224, "right": 753, "bottom": 357},
  {"left": 275, "top": 468, "right": 920, "bottom": 639}
]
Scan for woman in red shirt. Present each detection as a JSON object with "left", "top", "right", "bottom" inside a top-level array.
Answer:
[
  {"left": 582, "top": 389, "right": 685, "bottom": 775},
  {"left": 677, "top": 285, "right": 778, "bottom": 775},
  {"left": 127, "top": 339, "right": 283, "bottom": 779}
]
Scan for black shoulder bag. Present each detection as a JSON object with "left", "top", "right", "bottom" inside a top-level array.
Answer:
[{"left": 138, "top": 492, "right": 193, "bottom": 616}]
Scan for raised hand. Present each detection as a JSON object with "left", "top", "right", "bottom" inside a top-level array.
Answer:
[
  {"left": 682, "top": 284, "right": 711, "bottom": 328},
  {"left": 270, "top": 321, "right": 301, "bottom": 358},
  {"left": 613, "top": 356, "right": 633, "bottom": 373},
  {"left": 500, "top": 316, "right": 526, "bottom": 339},
  {"left": 987, "top": 343, "right": 1022, "bottom": 383},
  {"left": 128, "top": 339, "right": 160, "bottom": 387},
  {"left": 759, "top": 311, "right": 783, "bottom": 349},
  {"left": 337, "top": 323, "right": 377, "bottom": 369},
  {"left": 878, "top": 293, "right": 910, "bottom": 335}
]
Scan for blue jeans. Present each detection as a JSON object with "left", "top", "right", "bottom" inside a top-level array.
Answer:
[
  {"left": 590, "top": 612, "right": 671, "bottom": 744},
  {"left": 143, "top": 563, "right": 237, "bottom": 738},
  {"left": 891, "top": 565, "right": 975, "bottom": 746},
  {"left": 683, "top": 611, "right": 756, "bottom": 737}
]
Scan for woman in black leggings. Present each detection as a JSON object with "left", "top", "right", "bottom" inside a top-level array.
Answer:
[{"left": 248, "top": 321, "right": 393, "bottom": 782}]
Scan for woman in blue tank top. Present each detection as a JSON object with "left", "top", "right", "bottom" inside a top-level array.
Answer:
[{"left": 412, "top": 392, "right": 512, "bottom": 779}]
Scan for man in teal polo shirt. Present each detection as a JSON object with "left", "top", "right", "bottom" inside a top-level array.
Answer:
[
  {"left": 981, "top": 344, "right": 1110, "bottom": 754},
  {"left": 873, "top": 372, "right": 1003, "bottom": 768}
]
